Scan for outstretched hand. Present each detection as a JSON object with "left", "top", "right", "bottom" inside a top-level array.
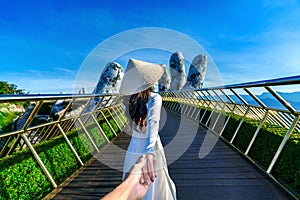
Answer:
[
  {"left": 102, "top": 153, "right": 156, "bottom": 200},
  {"left": 127, "top": 154, "right": 156, "bottom": 199}
]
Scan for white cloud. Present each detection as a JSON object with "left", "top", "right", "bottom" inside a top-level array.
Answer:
[{"left": 52, "top": 67, "right": 75, "bottom": 74}]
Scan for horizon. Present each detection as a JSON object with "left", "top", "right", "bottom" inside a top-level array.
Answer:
[{"left": 1, "top": 0, "right": 300, "bottom": 93}]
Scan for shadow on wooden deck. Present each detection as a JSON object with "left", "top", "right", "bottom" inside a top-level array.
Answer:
[{"left": 47, "top": 111, "right": 289, "bottom": 200}]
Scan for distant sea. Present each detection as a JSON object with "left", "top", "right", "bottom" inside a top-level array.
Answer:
[{"left": 229, "top": 91, "right": 300, "bottom": 111}]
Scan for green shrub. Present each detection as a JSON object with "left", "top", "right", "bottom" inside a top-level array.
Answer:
[
  {"left": 35, "top": 135, "right": 80, "bottom": 184},
  {"left": 232, "top": 118, "right": 259, "bottom": 152},
  {"left": 0, "top": 106, "right": 19, "bottom": 133},
  {"left": 69, "top": 131, "right": 94, "bottom": 163},
  {"left": 248, "top": 124, "right": 287, "bottom": 169},
  {"left": 222, "top": 115, "right": 241, "bottom": 142},
  {"left": 0, "top": 115, "right": 120, "bottom": 199},
  {"left": 0, "top": 148, "right": 52, "bottom": 199}
]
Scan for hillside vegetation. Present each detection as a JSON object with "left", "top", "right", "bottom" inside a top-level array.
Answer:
[{"left": 0, "top": 81, "right": 26, "bottom": 133}]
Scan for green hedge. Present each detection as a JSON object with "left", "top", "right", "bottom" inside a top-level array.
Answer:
[{"left": 0, "top": 116, "right": 120, "bottom": 200}]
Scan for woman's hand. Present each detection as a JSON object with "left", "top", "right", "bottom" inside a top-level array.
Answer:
[
  {"left": 125, "top": 154, "right": 157, "bottom": 200},
  {"left": 140, "top": 153, "right": 156, "bottom": 184},
  {"left": 126, "top": 154, "right": 156, "bottom": 199}
]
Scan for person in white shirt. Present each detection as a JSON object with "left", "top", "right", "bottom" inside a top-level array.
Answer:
[{"left": 119, "top": 58, "right": 177, "bottom": 200}]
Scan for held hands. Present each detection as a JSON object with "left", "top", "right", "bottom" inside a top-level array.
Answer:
[
  {"left": 138, "top": 154, "right": 156, "bottom": 185},
  {"left": 124, "top": 153, "right": 157, "bottom": 200},
  {"left": 102, "top": 154, "right": 156, "bottom": 200}
]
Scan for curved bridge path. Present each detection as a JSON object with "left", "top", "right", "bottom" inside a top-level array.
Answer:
[{"left": 46, "top": 110, "right": 289, "bottom": 200}]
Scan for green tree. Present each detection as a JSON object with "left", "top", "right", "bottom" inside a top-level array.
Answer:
[{"left": 0, "top": 81, "right": 25, "bottom": 94}]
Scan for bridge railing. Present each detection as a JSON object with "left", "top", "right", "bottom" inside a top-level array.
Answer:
[
  {"left": 1, "top": 76, "right": 300, "bottom": 198},
  {"left": 160, "top": 75, "right": 300, "bottom": 198},
  {"left": 0, "top": 93, "right": 127, "bottom": 188}
]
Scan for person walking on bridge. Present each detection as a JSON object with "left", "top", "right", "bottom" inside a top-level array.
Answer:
[{"left": 120, "top": 58, "right": 177, "bottom": 200}]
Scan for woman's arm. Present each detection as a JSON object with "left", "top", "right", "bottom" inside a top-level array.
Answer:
[{"left": 144, "top": 94, "right": 162, "bottom": 154}]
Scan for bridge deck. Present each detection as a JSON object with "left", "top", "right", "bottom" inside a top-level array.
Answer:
[{"left": 48, "top": 111, "right": 289, "bottom": 200}]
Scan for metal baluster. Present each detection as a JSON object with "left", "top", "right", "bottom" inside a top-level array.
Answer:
[
  {"left": 204, "top": 90, "right": 222, "bottom": 127},
  {"left": 100, "top": 110, "right": 117, "bottom": 137},
  {"left": 91, "top": 113, "right": 110, "bottom": 143},
  {"left": 111, "top": 106, "right": 125, "bottom": 129},
  {"left": 211, "top": 90, "right": 227, "bottom": 132},
  {"left": 198, "top": 91, "right": 212, "bottom": 125},
  {"left": 77, "top": 118, "right": 100, "bottom": 152},
  {"left": 116, "top": 104, "right": 128, "bottom": 126},
  {"left": 107, "top": 107, "right": 122, "bottom": 131},
  {"left": 57, "top": 124, "right": 84, "bottom": 166},
  {"left": 245, "top": 110, "right": 269, "bottom": 155},
  {"left": 267, "top": 116, "right": 300, "bottom": 173},
  {"left": 230, "top": 106, "right": 250, "bottom": 144},
  {"left": 194, "top": 91, "right": 204, "bottom": 121},
  {"left": 21, "top": 133, "right": 57, "bottom": 188}
]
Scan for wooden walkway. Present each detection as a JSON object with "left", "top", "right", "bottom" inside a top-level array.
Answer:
[{"left": 49, "top": 111, "right": 289, "bottom": 200}]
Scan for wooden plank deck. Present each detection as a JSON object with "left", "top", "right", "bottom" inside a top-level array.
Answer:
[{"left": 49, "top": 111, "right": 289, "bottom": 200}]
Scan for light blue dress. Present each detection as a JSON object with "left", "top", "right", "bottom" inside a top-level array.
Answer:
[{"left": 123, "top": 92, "right": 177, "bottom": 200}]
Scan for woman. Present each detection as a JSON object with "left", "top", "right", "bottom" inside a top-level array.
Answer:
[{"left": 120, "top": 58, "right": 177, "bottom": 200}]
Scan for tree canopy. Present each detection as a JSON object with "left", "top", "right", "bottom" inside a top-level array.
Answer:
[{"left": 0, "top": 81, "right": 25, "bottom": 94}]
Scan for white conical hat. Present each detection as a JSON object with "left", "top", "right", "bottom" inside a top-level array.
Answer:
[{"left": 119, "top": 58, "right": 164, "bottom": 95}]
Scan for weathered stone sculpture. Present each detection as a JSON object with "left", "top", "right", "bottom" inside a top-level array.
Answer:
[
  {"left": 50, "top": 99, "right": 65, "bottom": 116},
  {"left": 187, "top": 54, "right": 207, "bottom": 88},
  {"left": 169, "top": 51, "right": 186, "bottom": 90},
  {"left": 56, "top": 62, "right": 124, "bottom": 117},
  {"left": 85, "top": 62, "right": 124, "bottom": 112},
  {"left": 158, "top": 64, "right": 171, "bottom": 91},
  {"left": 93, "top": 62, "right": 124, "bottom": 94}
]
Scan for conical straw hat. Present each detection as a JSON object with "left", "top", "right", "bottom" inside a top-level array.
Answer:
[{"left": 119, "top": 58, "right": 164, "bottom": 95}]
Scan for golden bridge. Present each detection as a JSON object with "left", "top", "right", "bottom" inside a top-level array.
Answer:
[{"left": 0, "top": 75, "right": 299, "bottom": 199}]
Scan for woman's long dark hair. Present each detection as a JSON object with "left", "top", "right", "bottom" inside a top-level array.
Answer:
[{"left": 123, "top": 88, "right": 151, "bottom": 133}]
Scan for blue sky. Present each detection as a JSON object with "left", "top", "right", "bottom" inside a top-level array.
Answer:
[{"left": 1, "top": 0, "right": 300, "bottom": 93}]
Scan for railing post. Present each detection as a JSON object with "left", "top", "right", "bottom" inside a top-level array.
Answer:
[
  {"left": 21, "top": 133, "right": 57, "bottom": 188},
  {"left": 204, "top": 90, "right": 222, "bottom": 127},
  {"left": 181, "top": 91, "right": 190, "bottom": 115},
  {"left": 212, "top": 103, "right": 227, "bottom": 132},
  {"left": 245, "top": 110, "right": 269, "bottom": 155},
  {"left": 210, "top": 89, "right": 229, "bottom": 132},
  {"left": 113, "top": 105, "right": 126, "bottom": 128},
  {"left": 173, "top": 92, "right": 182, "bottom": 113},
  {"left": 100, "top": 110, "right": 117, "bottom": 136},
  {"left": 219, "top": 104, "right": 236, "bottom": 137},
  {"left": 187, "top": 91, "right": 199, "bottom": 120},
  {"left": 265, "top": 86, "right": 297, "bottom": 114},
  {"left": 107, "top": 107, "right": 122, "bottom": 131},
  {"left": 199, "top": 91, "right": 212, "bottom": 124},
  {"left": 166, "top": 93, "right": 174, "bottom": 110},
  {"left": 0, "top": 135, "right": 14, "bottom": 157},
  {"left": 22, "top": 100, "right": 44, "bottom": 130},
  {"left": 267, "top": 116, "right": 300, "bottom": 173},
  {"left": 57, "top": 124, "right": 84, "bottom": 166},
  {"left": 91, "top": 113, "right": 110, "bottom": 143},
  {"left": 116, "top": 104, "right": 128, "bottom": 126},
  {"left": 77, "top": 118, "right": 100, "bottom": 152},
  {"left": 230, "top": 106, "right": 251, "bottom": 144},
  {"left": 186, "top": 92, "right": 195, "bottom": 117},
  {"left": 172, "top": 92, "right": 180, "bottom": 112},
  {"left": 194, "top": 91, "right": 204, "bottom": 121}
]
